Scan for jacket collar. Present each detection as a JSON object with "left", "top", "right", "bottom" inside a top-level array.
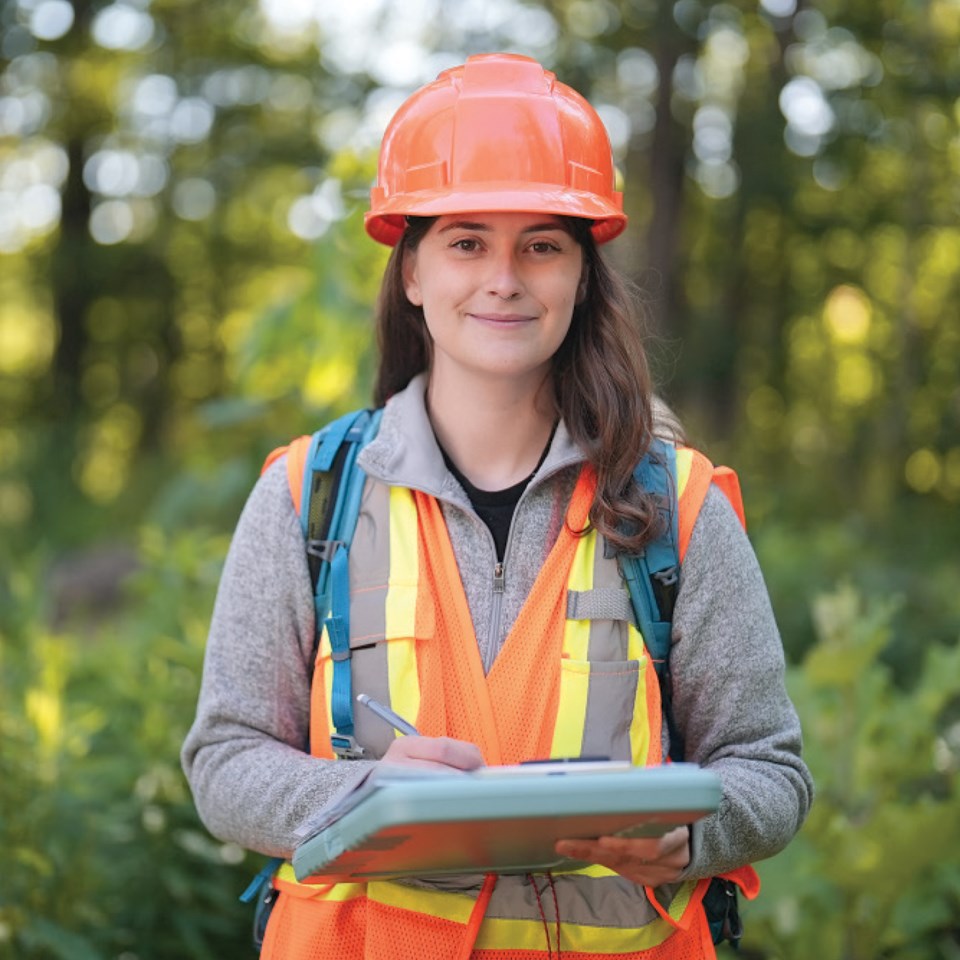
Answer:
[{"left": 357, "top": 373, "right": 585, "bottom": 503}]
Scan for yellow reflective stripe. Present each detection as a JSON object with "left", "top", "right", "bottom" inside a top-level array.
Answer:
[
  {"left": 274, "top": 869, "right": 682, "bottom": 952},
  {"left": 275, "top": 862, "right": 366, "bottom": 901},
  {"left": 318, "top": 624, "right": 335, "bottom": 740},
  {"left": 476, "top": 914, "right": 675, "bottom": 953},
  {"left": 550, "top": 532, "right": 595, "bottom": 757},
  {"left": 576, "top": 862, "right": 623, "bottom": 878},
  {"left": 665, "top": 877, "right": 696, "bottom": 921},
  {"left": 551, "top": 658, "right": 589, "bottom": 758},
  {"left": 368, "top": 879, "right": 476, "bottom": 921},
  {"left": 626, "top": 620, "right": 644, "bottom": 663},
  {"left": 386, "top": 487, "right": 421, "bottom": 725},
  {"left": 368, "top": 880, "right": 676, "bottom": 953},
  {"left": 676, "top": 446, "right": 693, "bottom": 498},
  {"left": 626, "top": 625, "right": 653, "bottom": 766}
]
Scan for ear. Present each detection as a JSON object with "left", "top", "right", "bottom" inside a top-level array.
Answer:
[{"left": 402, "top": 248, "right": 423, "bottom": 307}]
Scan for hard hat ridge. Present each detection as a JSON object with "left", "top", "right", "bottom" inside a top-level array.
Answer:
[{"left": 365, "top": 53, "right": 627, "bottom": 246}]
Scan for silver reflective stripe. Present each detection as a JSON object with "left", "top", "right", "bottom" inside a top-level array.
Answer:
[
  {"left": 580, "top": 540, "right": 644, "bottom": 760},
  {"left": 582, "top": 660, "right": 639, "bottom": 761},
  {"left": 349, "top": 480, "right": 392, "bottom": 646},
  {"left": 346, "top": 480, "right": 397, "bottom": 759},
  {"left": 487, "top": 872, "right": 662, "bottom": 927},
  {"left": 566, "top": 587, "right": 634, "bottom": 622},
  {"left": 399, "top": 872, "right": 663, "bottom": 928}
]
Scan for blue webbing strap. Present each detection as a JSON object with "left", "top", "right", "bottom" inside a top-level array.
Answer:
[
  {"left": 239, "top": 855, "right": 284, "bottom": 903},
  {"left": 301, "top": 409, "right": 383, "bottom": 742},
  {"left": 619, "top": 438, "right": 678, "bottom": 676},
  {"left": 618, "top": 438, "right": 684, "bottom": 760},
  {"left": 237, "top": 412, "right": 381, "bottom": 908},
  {"left": 298, "top": 410, "right": 368, "bottom": 539},
  {"left": 326, "top": 546, "right": 353, "bottom": 733}
]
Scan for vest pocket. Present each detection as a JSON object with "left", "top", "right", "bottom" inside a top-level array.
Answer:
[
  {"left": 555, "top": 656, "right": 649, "bottom": 763},
  {"left": 346, "top": 581, "right": 435, "bottom": 647},
  {"left": 313, "top": 582, "right": 434, "bottom": 760}
]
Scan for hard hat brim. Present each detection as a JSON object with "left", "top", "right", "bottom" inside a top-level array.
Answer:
[{"left": 365, "top": 184, "right": 627, "bottom": 247}]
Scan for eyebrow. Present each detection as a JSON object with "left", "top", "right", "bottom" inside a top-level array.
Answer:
[{"left": 437, "top": 219, "right": 568, "bottom": 235}]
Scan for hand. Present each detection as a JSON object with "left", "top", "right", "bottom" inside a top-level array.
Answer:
[
  {"left": 381, "top": 734, "right": 484, "bottom": 772},
  {"left": 555, "top": 825, "right": 691, "bottom": 885}
]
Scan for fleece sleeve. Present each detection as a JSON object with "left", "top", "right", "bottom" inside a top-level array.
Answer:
[
  {"left": 671, "top": 486, "right": 814, "bottom": 879},
  {"left": 180, "top": 460, "right": 373, "bottom": 859}
]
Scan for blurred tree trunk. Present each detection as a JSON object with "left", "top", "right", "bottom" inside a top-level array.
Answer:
[
  {"left": 47, "top": 0, "right": 97, "bottom": 418},
  {"left": 50, "top": 135, "right": 92, "bottom": 414},
  {"left": 645, "top": 24, "right": 690, "bottom": 340}
]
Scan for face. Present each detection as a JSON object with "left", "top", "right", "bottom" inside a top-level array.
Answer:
[{"left": 402, "top": 212, "right": 585, "bottom": 391}]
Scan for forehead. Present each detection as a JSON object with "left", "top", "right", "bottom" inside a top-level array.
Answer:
[{"left": 431, "top": 212, "right": 571, "bottom": 234}]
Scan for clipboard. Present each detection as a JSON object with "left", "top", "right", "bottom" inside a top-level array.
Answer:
[{"left": 292, "top": 762, "right": 720, "bottom": 883}]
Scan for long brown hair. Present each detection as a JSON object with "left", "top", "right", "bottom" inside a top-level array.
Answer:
[{"left": 373, "top": 216, "right": 661, "bottom": 554}]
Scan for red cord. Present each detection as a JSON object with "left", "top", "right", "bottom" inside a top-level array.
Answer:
[
  {"left": 527, "top": 873, "right": 562, "bottom": 959},
  {"left": 548, "top": 872, "right": 562, "bottom": 958}
]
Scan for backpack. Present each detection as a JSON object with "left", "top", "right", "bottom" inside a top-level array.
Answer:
[{"left": 244, "top": 408, "right": 757, "bottom": 949}]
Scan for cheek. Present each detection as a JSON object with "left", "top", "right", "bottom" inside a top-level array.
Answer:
[{"left": 552, "top": 279, "right": 581, "bottom": 319}]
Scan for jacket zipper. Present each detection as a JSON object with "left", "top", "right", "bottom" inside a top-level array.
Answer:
[
  {"left": 477, "top": 459, "right": 581, "bottom": 674},
  {"left": 484, "top": 561, "right": 506, "bottom": 674},
  {"left": 363, "top": 453, "right": 584, "bottom": 675}
]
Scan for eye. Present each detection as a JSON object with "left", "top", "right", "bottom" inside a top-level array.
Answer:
[
  {"left": 450, "top": 237, "right": 482, "bottom": 253},
  {"left": 529, "top": 239, "right": 562, "bottom": 254}
]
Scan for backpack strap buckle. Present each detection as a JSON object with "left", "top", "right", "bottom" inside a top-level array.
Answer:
[
  {"left": 306, "top": 538, "right": 344, "bottom": 564},
  {"left": 651, "top": 564, "right": 679, "bottom": 620},
  {"left": 330, "top": 733, "right": 365, "bottom": 759}
]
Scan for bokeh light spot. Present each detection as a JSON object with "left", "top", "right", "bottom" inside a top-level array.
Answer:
[
  {"left": 905, "top": 449, "right": 941, "bottom": 493},
  {"left": 29, "top": 0, "right": 75, "bottom": 41},
  {"left": 824, "top": 285, "right": 871, "bottom": 344},
  {"left": 91, "top": 4, "right": 155, "bottom": 52},
  {"left": 172, "top": 178, "right": 216, "bottom": 221},
  {"left": 89, "top": 200, "right": 135, "bottom": 245}
]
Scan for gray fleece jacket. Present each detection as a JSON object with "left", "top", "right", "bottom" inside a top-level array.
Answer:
[{"left": 181, "top": 375, "right": 812, "bottom": 880}]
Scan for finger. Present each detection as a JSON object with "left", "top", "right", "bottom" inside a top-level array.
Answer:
[
  {"left": 662, "top": 826, "right": 691, "bottom": 862},
  {"left": 555, "top": 835, "right": 687, "bottom": 884},
  {"left": 598, "top": 833, "right": 689, "bottom": 869},
  {"left": 555, "top": 839, "right": 660, "bottom": 883},
  {"left": 382, "top": 735, "right": 484, "bottom": 770}
]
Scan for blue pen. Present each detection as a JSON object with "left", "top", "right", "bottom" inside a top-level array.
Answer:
[{"left": 356, "top": 693, "right": 420, "bottom": 737}]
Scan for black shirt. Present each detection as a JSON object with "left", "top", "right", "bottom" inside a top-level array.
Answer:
[{"left": 438, "top": 425, "right": 556, "bottom": 562}]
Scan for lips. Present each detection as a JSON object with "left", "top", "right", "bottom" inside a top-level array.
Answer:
[{"left": 468, "top": 313, "right": 537, "bottom": 323}]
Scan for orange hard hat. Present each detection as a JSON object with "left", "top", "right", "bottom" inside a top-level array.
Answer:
[{"left": 365, "top": 53, "right": 627, "bottom": 247}]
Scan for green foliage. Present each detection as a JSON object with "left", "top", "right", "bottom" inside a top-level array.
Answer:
[
  {"left": 0, "top": 532, "right": 253, "bottom": 959},
  {"left": 752, "top": 502, "right": 960, "bottom": 671},
  {"left": 2, "top": 1, "right": 960, "bottom": 955},
  {"left": 739, "top": 586, "right": 960, "bottom": 960}
]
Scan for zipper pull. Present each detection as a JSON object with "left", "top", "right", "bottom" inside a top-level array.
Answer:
[{"left": 493, "top": 561, "right": 505, "bottom": 593}]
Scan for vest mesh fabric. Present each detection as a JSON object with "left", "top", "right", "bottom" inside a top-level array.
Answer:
[
  {"left": 262, "top": 894, "right": 484, "bottom": 960},
  {"left": 412, "top": 467, "right": 595, "bottom": 764},
  {"left": 262, "top": 895, "right": 367, "bottom": 960},
  {"left": 263, "top": 890, "right": 717, "bottom": 960}
]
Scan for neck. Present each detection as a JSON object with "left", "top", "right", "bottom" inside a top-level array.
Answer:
[{"left": 426, "top": 369, "right": 557, "bottom": 491}]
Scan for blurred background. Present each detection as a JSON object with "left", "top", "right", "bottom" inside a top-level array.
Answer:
[{"left": 1, "top": 0, "right": 959, "bottom": 956}]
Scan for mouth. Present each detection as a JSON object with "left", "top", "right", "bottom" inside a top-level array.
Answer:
[{"left": 468, "top": 312, "right": 537, "bottom": 324}]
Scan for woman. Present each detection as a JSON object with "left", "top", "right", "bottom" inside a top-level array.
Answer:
[{"left": 182, "top": 53, "right": 812, "bottom": 959}]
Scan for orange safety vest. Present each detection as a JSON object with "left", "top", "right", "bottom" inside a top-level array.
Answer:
[{"left": 261, "top": 444, "right": 758, "bottom": 960}]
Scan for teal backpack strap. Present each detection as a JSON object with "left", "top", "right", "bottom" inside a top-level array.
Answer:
[
  {"left": 237, "top": 411, "right": 383, "bottom": 940},
  {"left": 618, "top": 437, "right": 684, "bottom": 759},
  {"left": 300, "top": 408, "right": 384, "bottom": 759},
  {"left": 239, "top": 854, "right": 283, "bottom": 949}
]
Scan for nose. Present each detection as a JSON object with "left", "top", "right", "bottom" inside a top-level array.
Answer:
[{"left": 486, "top": 249, "right": 525, "bottom": 301}]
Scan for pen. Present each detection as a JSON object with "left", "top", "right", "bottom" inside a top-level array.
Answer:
[{"left": 356, "top": 693, "right": 420, "bottom": 737}]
